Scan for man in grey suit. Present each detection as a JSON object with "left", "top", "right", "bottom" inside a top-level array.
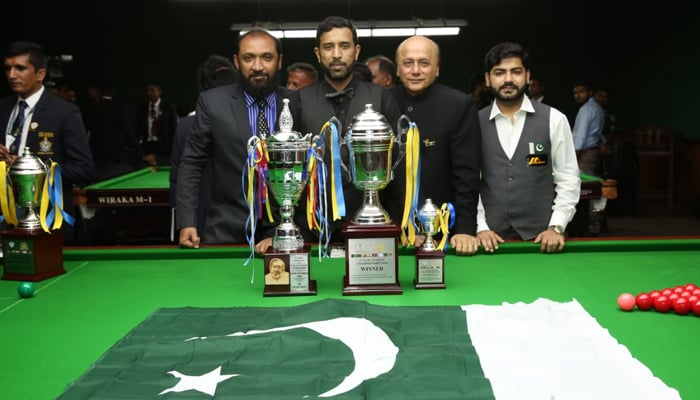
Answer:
[{"left": 176, "top": 29, "right": 299, "bottom": 252}]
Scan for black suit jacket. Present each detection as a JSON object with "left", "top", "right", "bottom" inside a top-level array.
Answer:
[
  {"left": 0, "top": 90, "right": 95, "bottom": 187},
  {"left": 176, "top": 84, "right": 300, "bottom": 244}
]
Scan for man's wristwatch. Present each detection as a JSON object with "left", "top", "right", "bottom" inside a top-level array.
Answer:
[{"left": 548, "top": 225, "right": 564, "bottom": 235}]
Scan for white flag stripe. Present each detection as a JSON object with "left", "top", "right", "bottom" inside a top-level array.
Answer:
[{"left": 463, "top": 298, "right": 681, "bottom": 400}]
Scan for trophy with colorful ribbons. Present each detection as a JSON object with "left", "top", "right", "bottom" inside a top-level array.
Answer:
[
  {"left": 335, "top": 105, "right": 418, "bottom": 295},
  {"left": 414, "top": 199, "right": 454, "bottom": 289},
  {"left": 246, "top": 98, "right": 323, "bottom": 296},
  {"left": 1, "top": 147, "right": 70, "bottom": 281}
]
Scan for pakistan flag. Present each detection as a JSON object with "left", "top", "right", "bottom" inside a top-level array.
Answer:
[
  {"left": 58, "top": 299, "right": 494, "bottom": 399},
  {"left": 58, "top": 298, "right": 680, "bottom": 399}
]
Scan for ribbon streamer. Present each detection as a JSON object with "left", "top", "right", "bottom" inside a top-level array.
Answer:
[
  {"left": 0, "top": 161, "right": 18, "bottom": 225},
  {"left": 436, "top": 202, "right": 455, "bottom": 251},
  {"left": 400, "top": 121, "right": 421, "bottom": 246}
]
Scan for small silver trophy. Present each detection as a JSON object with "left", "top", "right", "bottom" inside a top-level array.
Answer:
[
  {"left": 414, "top": 198, "right": 446, "bottom": 289},
  {"left": 418, "top": 198, "right": 439, "bottom": 251}
]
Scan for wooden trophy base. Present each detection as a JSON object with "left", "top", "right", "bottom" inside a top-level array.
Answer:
[
  {"left": 263, "top": 245, "right": 317, "bottom": 297},
  {"left": 414, "top": 247, "right": 446, "bottom": 289},
  {"left": 2, "top": 229, "right": 65, "bottom": 282},
  {"left": 341, "top": 221, "right": 402, "bottom": 296}
]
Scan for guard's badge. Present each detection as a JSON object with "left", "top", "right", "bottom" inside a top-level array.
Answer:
[
  {"left": 37, "top": 131, "right": 55, "bottom": 154},
  {"left": 423, "top": 139, "right": 436, "bottom": 147},
  {"left": 29, "top": 122, "right": 39, "bottom": 131},
  {"left": 526, "top": 154, "right": 548, "bottom": 166}
]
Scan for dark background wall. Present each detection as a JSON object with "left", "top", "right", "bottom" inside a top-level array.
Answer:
[{"left": 1, "top": 0, "right": 695, "bottom": 138}]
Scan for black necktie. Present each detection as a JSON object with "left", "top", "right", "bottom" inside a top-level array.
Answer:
[
  {"left": 325, "top": 87, "right": 354, "bottom": 99},
  {"left": 256, "top": 99, "right": 269, "bottom": 137},
  {"left": 9, "top": 100, "right": 28, "bottom": 154}
]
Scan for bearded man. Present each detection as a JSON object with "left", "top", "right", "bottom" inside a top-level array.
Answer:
[
  {"left": 476, "top": 42, "right": 580, "bottom": 254},
  {"left": 296, "top": 16, "right": 401, "bottom": 243},
  {"left": 176, "top": 29, "right": 300, "bottom": 250}
]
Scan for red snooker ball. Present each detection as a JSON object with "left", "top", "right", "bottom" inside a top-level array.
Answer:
[
  {"left": 617, "top": 293, "right": 636, "bottom": 311},
  {"left": 673, "top": 297, "right": 692, "bottom": 315},
  {"left": 684, "top": 283, "right": 698, "bottom": 292},
  {"left": 693, "top": 300, "right": 700, "bottom": 317},
  {"left": 635, "top": 293, "right": 653, "bottom": 311},
  {"left": 654, "top": 295, "right": 672, "bottom": 313},
  {"left": 649, "top": 290, "right": 661, "bottom": 301}
]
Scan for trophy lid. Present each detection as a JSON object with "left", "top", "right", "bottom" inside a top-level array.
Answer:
[
  {"left": 347, "top": 104, "right": 393, "bottom": 140},
  {"left": 10, "top": 147, "right": 47, "bottom": 176},
  {"left": 270, "top": 98, "right": 303, "bottom": 142}
]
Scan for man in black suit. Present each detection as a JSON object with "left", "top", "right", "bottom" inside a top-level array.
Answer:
[
  {"left": 390, "top": 36, "right": 482, "bottom": 255},
  {"left": 176, "top": 29, "right": 300, "bottom": 252},
  {"left": 0, "top": 41, "right": 95, "bottom": 242},
  {"left": 134, "top": 81, "right": 178, "bottom": 167},
  {"left": 296, "top": 16, "right": 401, "bottom": 243}
]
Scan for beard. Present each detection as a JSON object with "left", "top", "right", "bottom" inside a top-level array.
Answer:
[
  {"left": 320, "top": 60, "right": 354, "bottom": 82},
  {"left": 238, "top": 69, "right": 280, "bottom": 98},
  {"left": 493, "top": 83, "right": 527, "bottom": 103}
]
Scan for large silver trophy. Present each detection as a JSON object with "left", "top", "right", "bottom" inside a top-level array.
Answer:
[
  {"left": 10, "top": 148, "right": 48, "bottom": 231},
  {"left": 339, "top": 104, "right": 407, "bottom": 296},
  {"left": 248, "top": 99, "right": 320, "bottom": 296},
  {"left": 2, "top": 147, "right": 65, "bottom": 282},
  {"left": 342, "top": 104, "right": 406, "bottom": 224}
]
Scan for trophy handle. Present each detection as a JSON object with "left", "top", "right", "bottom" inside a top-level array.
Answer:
[
  {"left": 246, "top": 136, "right": 261, "bottom": 166},
  {"left": 391, "top": 114, "right": 411, "bottom": 177}
]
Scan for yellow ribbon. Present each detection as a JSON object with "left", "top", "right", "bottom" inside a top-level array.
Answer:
[
  {"left": 0, "top": 161, "right": 18, "bottom": 226},
  {"left": 39, "top": 162, "right": 63, "bottom": 232},
  {"left": 400, "top": 123, "right": 420, "bottom": 246},
  {"left": 436, "top": 203, "right": 452, "bottom": 251}
]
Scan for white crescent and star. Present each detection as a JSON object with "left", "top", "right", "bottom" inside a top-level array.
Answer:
[{"left": 159, "top": 317, "right": 398, "bottom": 397}]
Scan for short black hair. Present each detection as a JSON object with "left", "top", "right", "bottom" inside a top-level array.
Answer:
[
  {"left": 6, "top": 41, "right": 47, "bottom": 70},
  {"left": 484, "top": 42, "right": 530, "bottom": 72},
  {"left": 237, "top": 28, "right": 283, "bottom": 57},
  {"left": 365, "top": 55, "right": 396, "bottom": 77},
  {"left": 287, "top": 62, "right": 318, "bottom": 82},
  {"left": 197, "top": 54, "right": 236, "bottom": 91},
  {"left": 316, "top": 16, "right": 357, "bottom": 46}
]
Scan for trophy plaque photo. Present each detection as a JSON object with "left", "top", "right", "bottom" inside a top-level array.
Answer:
[
  {"left": 249, "top": 99, "right": 317, "bottom": 297},
  {"left": 414, "top": 199, "right": 446, "bottom": 289},
  {"left": 2, "top": 148, "right": 65, "bottom": 282},
  {"left": 340, "top": 105, "right": 405, "bottom": 296}
]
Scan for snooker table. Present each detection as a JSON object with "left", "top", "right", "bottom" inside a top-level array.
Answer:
[
  {"left": 76, "top": 168, "right": 608, "bottom": 244},
  {"left": 76, "top": 167, "right": 172, "bottom": 244},
  {"left": 1, "top": 238, "right": 699, "bottom": 399}
]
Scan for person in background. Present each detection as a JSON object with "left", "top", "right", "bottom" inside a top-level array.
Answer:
[
  {"left": 285, "top": 62, "right": 318, "bottom": 90},
  {"left": 352, "top": 62, "right": 372, "bottom": 82},
  {"left": 365, "top": 54, "right": 396, "bottom": 89},
  {"left": 572, "top": 80, "right": 606, "bottom": 175},
  {"left": 528, "top": 77, "right": 546, "bottom": 103},
  {"left": 134, "top": 81, "right": 178, "bottom": 168},
  {"left": 170, "top": 54, "right": 236, "bottom": 235},
  {"left": 467, "top": 73, "right": 493, "bottom": 110},
  {"left": 0, "top": 41, "right": 95, "bottom": 244},
  {"left": 176, "top": 29, "right": 300, "bottom": 252},
  {"left": 476, "top": 42, "right": 580, "bottom": 253},
  {"left": 390, "top": 35, "right": 481, "bottom": 255},
  {"left": 296, "top": 15, "right": 401, "bottom": 243}
]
